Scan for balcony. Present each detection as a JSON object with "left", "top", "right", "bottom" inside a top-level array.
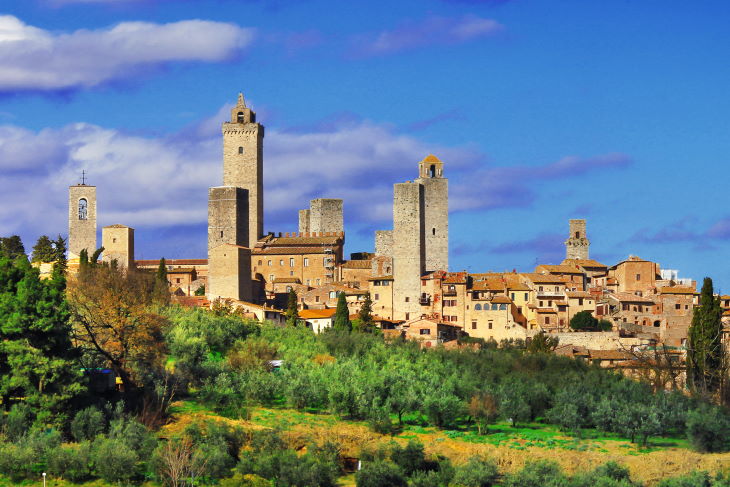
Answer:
[
  {"left": 419, "top": 294, "right": 431, "bottom": 305},
  {"left": 536, "top": 290, "right": 564, "bottom": 298},
  {"left": 443, "top": 289, "right": 457, "bottom": 297}
]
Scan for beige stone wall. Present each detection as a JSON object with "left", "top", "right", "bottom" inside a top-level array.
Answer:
[
  {"left": 527, "top": 330, "right": 642, "bottom": 351},
  {"left": 209, "top": 244, "right": 252, "bottom": 302},
  {"left": 417, "top": 177, "right": 448, "bottom": 272},
  {"left": 465, "top": 306, "right": 527, "bottom": 342},
  {"left": 298, "top": 209, "right": 311, "bottom": 234},
  {"left": 253, "top": 252, "right": 333, "bottom": 290},
  {"left": 222, "top": 99, "right": 263, "bottom": 249},
  {"left": 370, "top": 278, "right": 394, "bottom": 319},
  {"left": 101, "top": 225, "right": 134, "bottom": 269},
  {"left": 68, "top": 185, "right": 97, "bottom": 259},
  {"left": 611, "top": 260, "right": 658, "bottom": 293},
  {"left": 309, "top": 199, "right": 343, "bottom": 234},
  {"left": 374, "top": 230, "right": 393, "bottom": 257},
  {"left": 392, "top": 182, "right": 424, "bottom": 320},
  {"left": 565, "top": 219, "right": 590, "bottom": 260},
  {"left": 208, "top": 186, "right": 249, "bottom": 254}
]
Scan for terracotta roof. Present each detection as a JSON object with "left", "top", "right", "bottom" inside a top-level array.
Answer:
[
  {"left": 472, "top": 278, "right": 505, "bottom": 291},
  {"left": 421, "top": 154, "right": 441, "bottom": 163},
  {"left": 608, "top": 292, "right": 656, "bottom": 304},
  {"left": 536, "top": 264, "right": 585, "bottom": 274},
  {"left": 274, "top": 277, "right": 301, "bottom": 284},
  {"left": 536, "top": 309, "right": 558, "bottom": 314},
  {"left": 368, "top": 275, "right": 394, "bottom": 281},
  {"left": 658, "top": 286, "right": 697, "bottom": 295},
  {"left": 562, "top": 259, "right": 608, "bottom": 269},
  {"left": 171, "top": 295, "right": 210, "bottom": 308},
  {"left": 136, "top": 259, "right": 207, "bottom": 266},
  {"left": 254, "top": 247, "right": 332, "bottom": 255},
  {"left": 442, "top": 272, "right": 468, "bottom": 284},
  {"left": 300, "top": 309, "right": 337, "bottom": 319},
  {"left": 265, "top": 236, "right": 342, "bottom": 246},
  {"left": 566, "top": 291, "right": 593, "bottom": 299},
  {"left": 167, "top": 268, "right": 196, "bottom": 274},
  {"left": 554, "top": 344, "right": 589, "bottom": 357},
  {"left": 588, "top": 350, "right": 632, "bottom": 361},
  {"left": 521, "top": 273, "right": 569, "bottom": 284},
  {"left": 341, "top": 260, "right": 372, "bottom": 269},
  {"left": 491, "top": 296, "right": 513, "bottom": 304},
  {"left": 554, "top": 301, "right": 568, "bottom": 306}
]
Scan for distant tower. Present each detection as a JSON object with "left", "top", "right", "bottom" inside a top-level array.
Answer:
[
  {"left": 222, "top": 93, "right": 264, "bottom": 248},
  {"left": 298, "top": 209, "right": 311, "bottom": 234},
  {"left": 309, "top": 199, "right": 344, "bottom": 234},
  {"left": 68, "top": 178, "right": 97, "bottom": 260},
  {"left": 102, "top": 225, "right": 134, "bottom": 269},
  {"left": 416, "top": 154, "right": 448, "bottom": 272},
  {"left": 565, "top": 219, "right": 590, "bottom": 260}
]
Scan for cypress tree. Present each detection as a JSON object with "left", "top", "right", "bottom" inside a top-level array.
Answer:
[
  {"left": 687, "top": 277, "right": 725, "bottom": 396},
  {"left": 334, "top": 292, "right": 352, "bottom": 332},
  {"left": 358, "top": 292, "right": 375, "bottom": 332},
  {"left": 153, "top": 258, "right": 170, "bottom": 304},
  {"left": 285, "top": 289, "right": 299, "bottom": 327}
]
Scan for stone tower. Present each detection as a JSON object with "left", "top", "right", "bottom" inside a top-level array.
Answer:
[
  {"left": 102, "top": 224, "right": 134, "bottom": 269},
  {"left": 298, "top": 209, "right": 311, "bottom": 234},
  {"left": 209, "top": 244, "right": 252, "bottom": 302},
  {"left": 222, "top": 93, "right": 263, "bottom": 248},
  {"left": 565, "top": 219, "right": 590, "bottom": 260},
  {"left": 416, "top": 154, "right": 448, "bottom": 272},
  {"left": 208, "top": 186, "right": 249, "bottom": 254},
  {"left": 391, "top": 154, "right": 449, "bottom": 320},
  {"left": 68, "top": 183, "right": 97, "bottom": 260},
  {"left": 309, "top": 199, "right": 344, "bottom": 234}
]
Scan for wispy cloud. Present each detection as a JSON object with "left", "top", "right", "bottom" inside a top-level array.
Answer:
[
  {"left": 351, "top": 15, "right": 503, "bottom": 57},
  {"left": 0, "top": 15, "right": 253, "bottom": 93},
  {"left": 630, "top": 216, "right": 730, "bottom": 246}
]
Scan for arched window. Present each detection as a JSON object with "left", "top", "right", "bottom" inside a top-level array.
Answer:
[
  {"left": 491, "top": 303, "right": 499, "bottom": 310},
  {"left": 238, "top": 147, "right": 244, "bottom": 154},
  {"left": 475, "top": 303, "right": 482, "bottom": 310},
  {"left": 429, "top": 164, "right": 436, "bottom": 177},
  {"left": 78, "top": 198, "right": 88, "bottom": 220},
  {"left": 237, "top": 112, "right": 244, "bottom": 123},
  {"left": 499, "top": 304, "right": 508, "bottom": 310},
  {"left": 654, "top": 320, "right": 661, "bottom": 327}
]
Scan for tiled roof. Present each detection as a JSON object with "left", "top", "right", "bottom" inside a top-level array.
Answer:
[
  {"left": 300, "top": 309, "right": 337, "bottom": 319},
  {"left": 562, "top": 258, "right": 608, "bottom": 269},
  {"left": 566, "top": 291, "right": 593, "bottom": 299},
  {"left": 136, "top": 259, "right": 208, "bottom": 266},
  {"left": 342, "top": 260, "right": 372, "bottom": 269},
  {"left": 171, "top": 295, "right": 210, "bottom": 308},
  {"left": 442, "top": 272, "right": 468, "bottom": 284},
  {"left": 368, "top": 275, "right": 394, "bottom": 281},
  {"left": 274, "top": 277, "right": 301, "bottom": 283},
  {"left": 421, "top": 154, "right": 441, "bottom": 163},
  {"left": 608, "top": 292, "right": 656, "bottom": 303},
  {"left": 521, "top": 273, "right": 569, "bottom": 284},
  {"left": 536, "top": 309, "right": 558, "bottom": 314},
  {"left": 491, "top": 296, "right": 513, "bottom": 304},
  {"left": 588, "top": 350, "right": 632, "bottom": 361},
  {"left": 472, "top": 278, "right": 505, "bottom": 291},
  {"left": 537, "top": 264, "right": 585, "bottom": 274},
  {"left": 658, "top": 286, "right": 697, "bottom": 295}
]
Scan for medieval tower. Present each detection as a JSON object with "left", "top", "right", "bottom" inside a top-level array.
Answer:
[
  {"left": 565, "top": 219, "right": 590, "bottom": 260},
  {"left": 391, "top": 154, "right": 449, "bottom": 320},
  {"left": 102, "top": 224, "right": 135, "bottom": 269},
  {"left": 222, "top": 93, "right": 264, "bottom": 249},
  {"left": 68, "top": 183, "right": 97, "bottom": 260},
  {"left": 298, "top": 198, "right": 344, "bottom": 234}
]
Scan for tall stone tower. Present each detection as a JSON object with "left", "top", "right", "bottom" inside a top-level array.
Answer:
[
  {"left": 299, "top": 198, "right": 344, "bottom": 234},
  {"left": 391, "top": 155, "right": 449, "bottom": 320},
  {"left": 208, "top": 187, "right": 249, "bottom": 253},
  {"left": 416, "top": 154, "right": 448, "bottom": 272},
  {"left": 565, "top": 219, "right": 590, "bottom": 260},
  {"left": 68, "top": 183, "right": 97, "bottom": 260},
  {"left": 222, "top": 93, "right": 263, "bottom": 248},
  {"left": 102, "top": 225, "right": 134, "bottom": 269}
]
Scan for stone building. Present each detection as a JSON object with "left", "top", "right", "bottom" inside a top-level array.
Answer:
[
  {"left": 391, "top": 155, "right": 449, "bottom": 320},
  {"left": 222, "top": 93, "right": 264, "bottom": 249},
  {"left": 101, "top": 224, "right": 134, "bottom": 269},
  {"left": 208, "top": 244, "right": 252, "bottom": 302},
  {"left": 298, "top": 199, "right": 344, "bottom": 234},
  {"left": 565, "top": 219, "right": 590, "bottom": 260},
  {"left": 608, "top": 256, "right": 661, "bottom": 294},
  {"left": 68, "top": 183, "right": 97, "bottom": 260}
]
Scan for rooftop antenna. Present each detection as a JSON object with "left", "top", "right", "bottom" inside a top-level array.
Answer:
[{"left": 80, "top": 170, "right": 87, "bottom": 186}]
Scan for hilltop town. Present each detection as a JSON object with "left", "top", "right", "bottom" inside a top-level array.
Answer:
[{"left": 65, "top": 93, "right": 730, "bottom": 372}]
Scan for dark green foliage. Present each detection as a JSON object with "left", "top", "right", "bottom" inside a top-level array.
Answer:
[
  {"left": 686, "top": 406, "right": 730, "bottom": 452},
  {"left": 422, "top": 388, "right": 463, "bottom": 429},
  {"left": 569, "top": 310, "right": 610, "bottom": 331},
  {"left": 71, "top": 406, "right": 106, "bottom": 442},
  {"left": 657, "top": 471, "right": 712, "bottom": 487},
  {"left": 391, "top": 440, "right": 429, "bottom": 477},
  {"left": 503, "top": 460, "right": 568, "bottom": 487},
  {"left": 334, "top": 292, "right": 352, "bottom": 332},
  {"left": 91, "top": 437, "right": 141, "bottom": 483},
  {"left": 687, "top": 277, "right": 725, "bottom": 395},
  {"left": 0, "top": 235, "right": 25, "bottom": 260},
  {"left": 285, "top": 289, "right": 299, "bottom": 326},
  {"left": 356, "top": 460, "right": 407, "bottom": 487},
  {"left": 31, "top": 235, "right": 55, "bottom": 263},
  {"left": 47, "top": 442, "right": 93, "bottom": 482},
  {"left": 451, "top": 457, "right": 499, "bottom": 487},
  {"left": 357, "top": 292, "right": 375, "bottom": 332},
  {"left": 526, "top": 331, "right": 559, "bottom": 353},
  {"left": 194, "top": 284, "right": 206, "bottom": 296},
  {"left": 154, "top": 257, "right": 170, "bottom": 304},
  {"left": 2, "top": 403, "right": 33, "bottom": 441}
]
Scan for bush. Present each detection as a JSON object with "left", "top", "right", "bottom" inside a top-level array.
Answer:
[
  {"left": 686, "top": 407, "right": 730, "bottom": 452},
  {"left": 0, "top": 442, "right": 37, "bottom": 481},
  {"left": 503, "top": 460, "right": 567, "bottom": 487},
  {"left": 238, "top": 449, "right": 337, "bottom": 487},
  {"left": 409, "top": 470, "right": 444, "bottom": 487},
  {"left": 47, "top": 442, "right": 92, "bottom": 482},
  {"left": 2, "top": 403, "right": 33, "bottom": 441},
  {"left": 451, "top": 457, "right": 499, "bottom": 487},
  {"left": 422, "top": 389, "right": 463, "bottom": 429},
  {"left": 91, "top": 437, "right": 141, "bottom": 484},
  {"left": 356, "top": 460, "right": 407, "bottom": 487},
  {"left": 657, "top": 471, "right": 712, "bottom": 487},
  {"left": 220, "top": 473, "right": 271, "bottom": 487},
  {"left": 71, "top": 406, "right": 106, "bottom": 442},
  {"left": 391, "top": 441, "right": 429, "bottom": 477}
]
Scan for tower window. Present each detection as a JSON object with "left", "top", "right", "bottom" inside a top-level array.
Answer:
[
  {"left": 432, "top": 228, "right": 436, "bottom": 236},
  {"left": 220, "top": 231, "right": 223, "bottom": 238},
  {"left": 575, "top": 232, "right": 580, "bottom": 238},
  {"left": 238, "top": 147, "right": 244, "bottom": 154},
  {"left": 237, "top": 112, "right": 244, "bottom": 123},
  {"left": 78, "top": 198, "right": 88, "bottom": 220}
]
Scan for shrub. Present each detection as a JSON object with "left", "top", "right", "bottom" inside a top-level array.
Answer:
[
  {"left": 2, "top": 403, "right": 33, "bottom": 442},
  {"left": 220, "top": 473, "right": 271, "bottom": 487},
  {"left": 238, "top": 449, "right": 337, "bottom": 487},
  {"left": 657, "top": 471, "right": 712, "bottom": 487},
  {"left": 686, "top": 407, "right": 730, "bottom": 452},
  {"left": 91, "top": 437, "right": 141, "bottom": 484},
  {"left": 47, "top": 442, "right": 92, "bottom": 482},
  {"left": 356, "top": 460, "right": 407, "bottom": 487},
  {"left": 451, "top": 457, "right": 499, "bottom": 487},
  {"left": 0, "top": 442, "right": 37, "bottom": 481},
  {"left": 391, "top": 440, "right": 428, "bottom": 477},
  {"left": 503, "top": 460, "right": 567, "bottom": 487},
  {"left": 422, "top": 389, "right": 463, "bottom": 429},
  {"left": 71, "top": 406, "right": 106, "bottom": 442},
  {"left": 409, "top": 470, "right": 444, "bottom": 487}
]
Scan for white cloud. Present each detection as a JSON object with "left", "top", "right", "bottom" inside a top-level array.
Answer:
[{"left": 0, "top": 15, "right": 254, "bottom": 92}]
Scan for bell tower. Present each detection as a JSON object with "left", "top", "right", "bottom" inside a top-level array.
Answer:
[
  {"left": 565, "top": 219, "right": 590, "bottom": 260},
  {"left": 222, "top": 93, "right": 264, "bottom": 248},
  {"left": 68, "top": 176, "right": 97, "bottom": 261}
]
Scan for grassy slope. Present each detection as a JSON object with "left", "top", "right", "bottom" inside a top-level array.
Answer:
[{"left": 166, "top": 400, "right": 730, "bottom": 486}]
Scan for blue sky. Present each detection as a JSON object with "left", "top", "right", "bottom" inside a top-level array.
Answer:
[{"left": 1, "top": 0, "right": 728, "bottom": 290}]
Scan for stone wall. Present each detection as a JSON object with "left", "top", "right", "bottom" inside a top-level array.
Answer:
[
  {"left": 527, "top": 330, "right": 643, "bottom": 350},
  {"left": 101, "top": 225, "right": 134, "bottom": 269},
  {"left": 208, "top": 186, "right": 249, "bottom": 254},
  {"left": 309, "top": 198, "right": 343, "bottom": 234},
  {"left": 392, "top": 182, "right": 424, "bottom": 320},
  {"left": 298, "top": 209, "right": 311, "bottom": 234},
  {"left": 374, "top": 230, "right": 393, "bottom": 257},
  {"left": 209, "top": 244, "right": 252, "bottom": 302},
  {"left": 68, "top": 185, "right": 97, "bottom": 260},
  {"left": 418, "top": 177, "right": 448, "bottom": 272}
]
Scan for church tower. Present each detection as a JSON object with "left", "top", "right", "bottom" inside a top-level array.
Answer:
[
  {"left": 565, "top": 219, "right": 590, "bottom": 260},
  {"left": 68, "top": 181, "right": 97, "bottom": 260},
  {"left": 222, "top": 93, "right": 263, "bottom": 248}
]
